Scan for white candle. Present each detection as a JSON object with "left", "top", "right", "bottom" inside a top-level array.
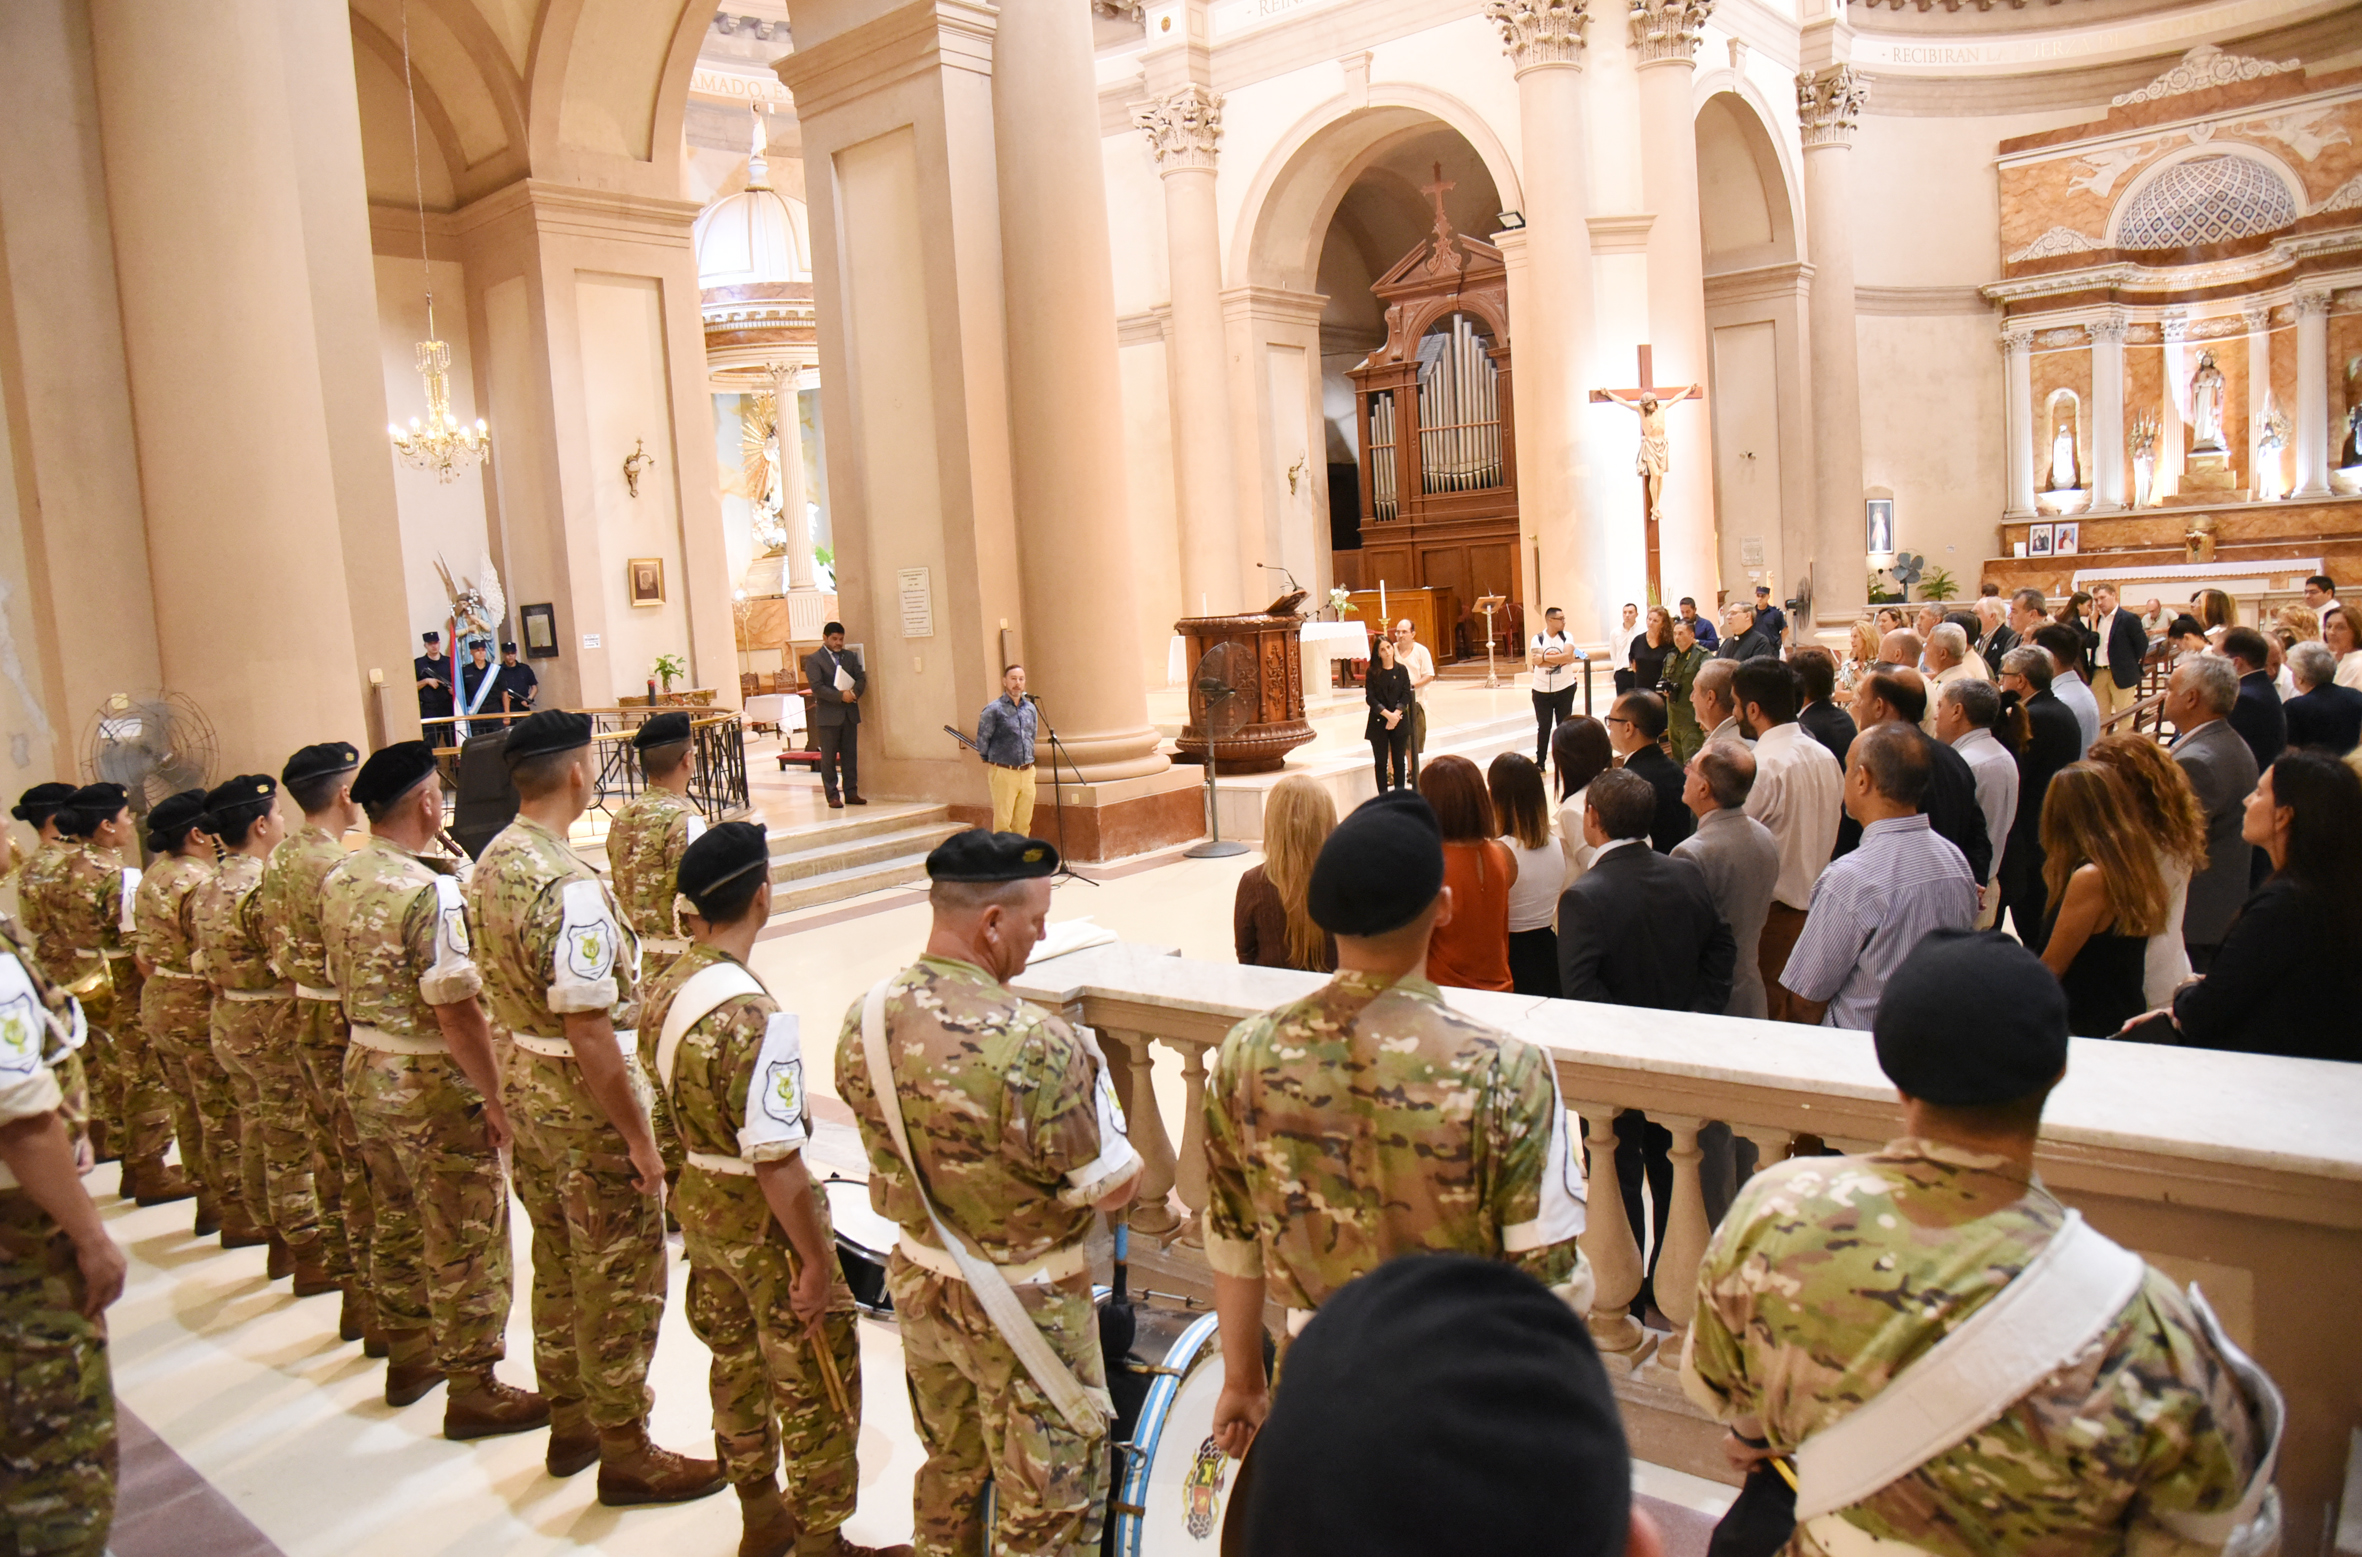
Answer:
[{"left": 1379, "top": 580, "right": 1388, "bottom": 620}]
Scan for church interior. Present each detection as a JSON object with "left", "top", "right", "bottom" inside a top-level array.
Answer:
[{"left": 2, "top": 0, "right": 2361, "bottom": 1551}]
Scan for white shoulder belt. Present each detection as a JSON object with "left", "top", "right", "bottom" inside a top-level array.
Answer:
[{"left": 655, "top": 962, "right": 766, "bottom": 1090}]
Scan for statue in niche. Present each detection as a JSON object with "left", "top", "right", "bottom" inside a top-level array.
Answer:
[
  {"left": 2130, "top": 411, "right": 2159, "bottom": 507},
  {"left": 2047, "top": 412, "right": 2080, "bottom": 492},
  {"left": 2340, "top": 400, "right": 2362, "bottom": 469},
  {"left": 2189, "top": 351, "right": 2227, "bottom": 453},
  {"left": 2185, "top": 511, "right": 2218, "bottom": 564}
]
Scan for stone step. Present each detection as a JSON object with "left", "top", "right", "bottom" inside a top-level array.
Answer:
[
  {"left": 763, "top": 803, "right": 953, "bottom": 857},
  {"left": 768, "top": 819, "right": 968, "bottom": 886},
  {"left": 769, "top": 850, "right": 945, "bottom": 914}
]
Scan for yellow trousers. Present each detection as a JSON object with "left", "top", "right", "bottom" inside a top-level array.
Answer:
[
  {"left": 988, "top": 763, "right": 1037, "bottom": 836},
  {"left": 2093, "top": 666, "right": 2143, "bottom": 720}
]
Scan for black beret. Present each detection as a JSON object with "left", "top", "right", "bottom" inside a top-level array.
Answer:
[
  {"left": 634, "top": 710, "right": 692, "bottom": 749},
  {"left": 501, "top": 709, "right": 593, "bottom": 766},
  {"left": 925, "top": 828, "right": 1058, "bottom": 882},
  {"left": 146, "top": 789, "right": 209, "bottom": 845},
  {"left": 350, "top": 742, "right": 441, "bottom": 810},
  {"left": 1237, "top": 1254, "right": 1630, "bottom": 1557},
  {"left": 1307, "top": 791, "right": 1444, "bottom": 937},
  {"left": 12, "top": 783, "right": 76, "bottom": 823},
  {"left": 677, "top": 821, "right": 770, "bottom": 905},
  {"left": 1874, "top": 929, "right": 2069, "bottom": 1106},
  {"left": 422, "top": 631, "right": 441, "bottom": 643},
  {"left": 281, "top": 741, "right": 360, "bottom": 787},
  {"left": 66, "top": 783, "right": 128, "bottom": 815},
  {"left": 203, "top": 774, "right": 278, "bottom": 820}
]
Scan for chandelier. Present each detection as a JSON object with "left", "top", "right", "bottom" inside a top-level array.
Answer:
[{"left": 385, "top": 0, "right": 490, "bottom": 483}]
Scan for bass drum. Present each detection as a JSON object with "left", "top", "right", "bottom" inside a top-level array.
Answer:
[
  {"left": 822, "top": 1176, "right": 898, "bottom": 1318},
  {"left": 1108, "top": 1309, "right": 1236, "bottom": 1557}
]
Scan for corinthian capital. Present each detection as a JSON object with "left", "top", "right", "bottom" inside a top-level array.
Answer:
[
  {"left": 1630, "top": 0, "right": 1713, "bottom": 65},
  {"left": 1796, "top": 64, "right": 1868, "bottom": 146},
  {"left": 1487, "top": 0, "right": 1588, "bottom": 71},
  {"left": 1133, "top": 84, "right": 1224, "bottom": 173}
]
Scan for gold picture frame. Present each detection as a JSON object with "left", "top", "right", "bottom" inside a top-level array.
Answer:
[{"left": 628, "top": 557, "right": 665, "bottom": 607}]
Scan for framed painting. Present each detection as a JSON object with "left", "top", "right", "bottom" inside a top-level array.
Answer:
[
  {"left": 2028, "top": 523, "right": 2055, "bottom": 558},
  {"left": 628, "top": 558, "right": 665, "bottom": 607},
  {"left": 520, "top": 602, "right": 559, "bottom": 659},
  {"left": 2054, "top": 521, "right": 2080, "bottom": 556}
]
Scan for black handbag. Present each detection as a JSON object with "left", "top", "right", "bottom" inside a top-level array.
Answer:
[{"left": 1706, "top": 1449, "right": 1797, "bottom": 1557}]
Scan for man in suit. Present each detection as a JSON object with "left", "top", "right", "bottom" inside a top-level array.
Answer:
[
  {"left": 1829, "top": 670, "right": 1990, "bottom": 887},
  {"left": 1673, "top": 747, "right": 1778, "bottom": 1020},
  {"left": 2221, "top": 626, "right": 2286, "bottom": 775},
  {"left": 2165, "top": 655, "right": 2260, "bottom": 973},
  {"left": 1603, "top": 691, "right": 1691, "bottom": 853},
  {"left": 1995, "top": 646, "right": 2083, "bottom": 948},
  {"left": 2285, "top": 640, "right": 2362, "bottom": 754},
  {"left": 803, "top": 621, "right": 869, "bottom": 808},
  {"left": 1974, "top": 595, "right": 2017, "bottom": 668},
  {"left": 2030, "top": 623, "right": 2100, "bottom": 754},
  {"left": 1789, "top": 647, "right": 1857, "bottom": 767},
  {"left": 2088, "top": 584, "right": 2149, "bottom": 721},
  {"left": 1716, "top": 603, "right": 1776, "bottom": 662},
  {"left": 1557, "top": 766, "right": 1733, "bottom": 1316},
  {"left": 1691, "top": 659, "right": 1751, "bottom": 752}
]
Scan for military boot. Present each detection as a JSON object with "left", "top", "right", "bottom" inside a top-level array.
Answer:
[
  {"left": 219, "top": 1209, "right": 269, "bottom": 1249},
  {"left": 192, "top": 1193, "right": 223, "bottom": 1239},
  {"left": 594, "top": 1420, "right": 726, "bottom": 1507},
  {"left": 337, "top": 1282, "right": 372, "bottom": 1343},
  {"left": 444, "top": 1373, "right": 551, "bottom": 1441},
  {"left": 129, "top": 1160, "right": 196, "bottom": 1206},
  {"left": 383, "top": 1331, "right": 444, "bottom": 1407},
  {"left": 737, "top": 1478, "right": 798, "bottom": 1557},
  {"left": 266, "top": 1231, "right": 293, "bottom": 1279},
  {"left": 285, "top": 1235, "right": 337, "bottom": 1297},
  {"left": 545, "top": 1402, "right": 599, "bottom": 1479},
  {"left": 88, "top": 1119, "right": 116, "bottom": 1164}
]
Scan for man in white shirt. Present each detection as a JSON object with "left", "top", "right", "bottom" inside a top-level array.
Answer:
[
  {"left": 1528, "top": 606, "right": 1580, "bottom": 766},
  {"left": 2088, "top": 583, "right": 2148, "bottom": 721},
  {"left": 1613, "top": 602, "right": 1640, "bottom": 693},
  {"left": 1921, "top": 624, "right": 1984, "bottom": 734},
  {"left": 1729, "top": 657, "right": 1842, "bottom": 1024},
  {"left": 1392, "top": 619, "right": 1436, "bottom": 780},
  {"left": 1934, "top": 677, "right": 2018, "bottom": 929}
]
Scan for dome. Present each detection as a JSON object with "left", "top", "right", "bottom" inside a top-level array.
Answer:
[
  {"left": 2114, "top": 155, "right": 2298, "bottom": 252},
  {"left": 694, "top": 135, "right": 810, "bottom": 287}
]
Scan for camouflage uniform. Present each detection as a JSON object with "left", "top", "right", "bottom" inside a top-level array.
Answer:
[
  {"left": 1203, "top": 970, "right": 1591, "bottom": 1321},
  {"left": 16, "top": 843, "right": 114, "bottom": 1156},
  {"left": 465, "top": 814, "right": 663, "bottom": 1434},
  {"left": 52, "top": 844, "right": 174, "bottom": 1174},
  {"left": 643, "top": 945, "right": 861, "bottom": 1528},
  {"left": 1683, "top": 1139, "right": 2267, "bottom": 1557},
  {"left": 0, "top": 917, "right": 113, "bottom": 1556},
  {"left": 192, "top": 854, "right": 315, "bottom": 1243},
  {"left": 321, "top": 834, "right": 513, "bottom": 1374},
  {"left": 260, "top": 824, "right": 373, "bottom": 1283},
  {"left": 834, "top": 955, "right": 1142, "bottom": 1557},
  {"left": 135, "top": 856, "right": 241, "bottom": 1220},
  {"left": 607, "top": 786, "right": 706, "bottom": 1186}
]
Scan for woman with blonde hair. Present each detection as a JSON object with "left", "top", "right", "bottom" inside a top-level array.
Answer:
[
  {"left": 1233, "top": 774, "right": 1337, "bottom": 972},
  {"left": 1836, "top": 618, "right": 1882, "bottom": 701},
  {"left": 2038, "top": 762, "right": 2168, "bottom": 1035},
  {"left": 2274, "top": 602, "right": 2321, "bottom": 643},
  {"left": 2085, "top": 733, "right": 2208, "bottom": 1005},
  {"left": 2194, "top": 587, "right": 2238, "bottom": 638}
]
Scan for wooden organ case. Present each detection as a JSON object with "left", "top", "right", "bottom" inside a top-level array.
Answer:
[{"left": 1346, "top": 175, "right": 1519, "bottom": 653}]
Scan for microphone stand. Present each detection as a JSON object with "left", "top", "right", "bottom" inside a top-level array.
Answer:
[{"left": 1026, "top": 696, "right": 1096, "bottom": 886}]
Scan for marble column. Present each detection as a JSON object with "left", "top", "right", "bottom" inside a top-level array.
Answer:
[
  {"left": 1486, "top": 0, "right": 1602, "bottom": 636},
  {"left": 2003, "top": 329, "right": 2036, "bottom": 518},
  {"left": 1631, "top": 0, "right": 1717, "bottom": 602},
  {"left": 2294, "top": 291, "right": 2331, "bottom": 498},
  {"left": 772, "top": 363, "right": 817, "bottom": 592},
  {"left": 2090, "top": 313, "right": 2127, "bottom": 514},
  {"left": 2245, "top": 307, "right": 2273, "bottom": 497},
  {"left": 1797, "top": 63, "right": 1869, "bottom": 624},
  {"left": 1135, "top": 84, "right": 1250, "bottom": 614},
  {"left": 993, "top": 0, "right": 1166, "bottom": 780},
  {"left": 2159, "top": 314, "right": 2188, "bottom": 501}
]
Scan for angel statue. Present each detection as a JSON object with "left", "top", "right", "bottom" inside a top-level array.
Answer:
[{"left": 434, "top": 553, "right": 506, "bottom": 738}]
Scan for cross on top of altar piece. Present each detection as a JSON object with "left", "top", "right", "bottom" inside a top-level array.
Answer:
[{"left": 1591, "top": 344, "right": 1705, "bottom": 605}]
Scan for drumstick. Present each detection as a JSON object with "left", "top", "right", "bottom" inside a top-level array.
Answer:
[{"left": 782, "top": 1241, "right": 855, "bottom": 1422}]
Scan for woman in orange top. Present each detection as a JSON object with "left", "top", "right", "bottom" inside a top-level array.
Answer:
[{"left": 1415, "top": 755, "right": 1516, "bottom": 991}]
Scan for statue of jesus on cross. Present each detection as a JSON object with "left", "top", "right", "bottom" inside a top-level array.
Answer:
[{"left": 1591, "top": 344, "right": 1703, "bottom": 605}]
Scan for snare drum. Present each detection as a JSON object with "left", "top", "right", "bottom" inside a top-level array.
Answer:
[
  {"left": 822, "top": 1177, "right": 898, "bottom": 1317},
  {"left": 1109, "top": 1309, "right": 1234, "bottom": 1557}
]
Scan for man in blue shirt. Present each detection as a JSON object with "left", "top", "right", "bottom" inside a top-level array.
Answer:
[
  {"left": 1677, "top": 596, "right": 1719, "bottom": 651},
  {"left": 976, "top": 664, "right": 1039, "bottom": 835},
  {"left": 1751, "top": 585, "right": 1787, "bottom": 646}
]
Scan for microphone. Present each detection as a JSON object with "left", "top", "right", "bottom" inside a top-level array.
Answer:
[{"left": 1023, "top": 693, "right": 1043, "bottom": 706}]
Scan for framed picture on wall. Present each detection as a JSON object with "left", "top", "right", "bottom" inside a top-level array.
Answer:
[
  {"left": 520, "top": 602, "right": 559, "bottom": 659},
  {"left": 628, "top": 558, "right": 666, "bottom": 607},
  {"left": 2028, "top": 523, "right": 2056, "bottom": 557},
  {"left": 1865, "top": 499, "right": 1895, "bottom": 559},
  {"left": 2054, "top": 522, "right": 2080, "bottom": 556}
]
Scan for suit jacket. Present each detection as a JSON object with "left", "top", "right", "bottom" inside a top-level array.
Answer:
[
  {"left": 2096, "top": 608, "right": 2148, "bottom": 689},
  {"left": 2172, "top": 879, "right": 2361, "bottom": 1062},
  {"left": 1672, "top": 809, "right": 1780, "bottom": 1019},
  {"left": 1798, "top": 699, "right": 1857, "bottom": 767},
  {"left": 2172, "top": 718, "right": 2260, "bottom": 948},
  {"left": 1717, "top": 626, "right": 1776, "bottom": 662},
  {"left": 2005, "top": 690, "right": 2081, "bottom": 868},
  {"left": 1833, "top": 726, "right": 1992, "bottom": 885},
  {"left": 2227, "top": 670, "right": 2286, "bottom": 773},
  {"left": 1978, "top": 622, "right": 2019, "bottom": 667},
  {"left": 1556, "top": 842, "right": 1734, "bottom": 1014},
  {"left": 2284, "top": 681, "right": 2362, "bottom": 755},
  {"left": 804, "top": 646, "right": 869, "bottom": 728},
  {"left": 1619, "top": 745, "right": 1694, "bottom": 854}
]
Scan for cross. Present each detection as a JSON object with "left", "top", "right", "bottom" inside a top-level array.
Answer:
[{"left": 1590, "top": 344, "right": 1704, "bottom": 606}]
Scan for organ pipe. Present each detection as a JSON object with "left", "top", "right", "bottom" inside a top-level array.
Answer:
[{"left": 1417, "top": 313, "right": 1501, "bottom": 493}]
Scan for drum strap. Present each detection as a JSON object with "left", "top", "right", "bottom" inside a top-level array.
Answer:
[
  {"left": 656, "top": 962, "right": 766, "bottom": 1090},
  {"left": 861, "top": 975, "right": 1113, "bottom": 1438}
]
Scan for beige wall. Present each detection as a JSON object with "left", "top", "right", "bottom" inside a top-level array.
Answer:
[
  {"left": 579, "top": 271, "right": 698, "bottom": 700},
  {"left": 377, "top": 255, "right": 498, "bottom": 643}
]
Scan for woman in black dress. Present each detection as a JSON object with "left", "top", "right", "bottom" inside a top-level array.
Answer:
[
  {"left": 1366, "top": 635, "right": 1413, "bottom": 792},
  {"left": 2037, "top": 762, "right": 2159, "bottom": 1036},
  {"left": 1627, "top": 605, "right": 1674, "bottom": 700}
]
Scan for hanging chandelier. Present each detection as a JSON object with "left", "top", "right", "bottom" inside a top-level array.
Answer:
[{"left": 385, "top": 0, "right": 489, "bottom": 483}]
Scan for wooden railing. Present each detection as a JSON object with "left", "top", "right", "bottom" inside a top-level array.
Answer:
[{"left": 1012, "top": 944, "right": 2362, "bottom": 1540}]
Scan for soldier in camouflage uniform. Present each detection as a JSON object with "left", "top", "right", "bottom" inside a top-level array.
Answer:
[
  {"left": 260, "top": 743, "right": 376, "bottom": 1340},
  {"left": 1684, "top": 930, "right": 2273, "bottom": 1557},
  {"left": 0, "top": 913, "right": 126, "bottom": 1557},
  {"left": 835, "top": 830, "right": 1141, "bottom": 1557},
  {"left": 15, "top": 785, "right": 113, "bottom": 1163},
  {"left": 1202, "top": 790, "right": 1592, "bottom": 1458},
  {"left": 194, "top": 775, "right": 332, "bottom": 1292},
  {"left": 135, "top": 790, "right": 252, "bottom": 1241},
  {"left": 464, "top": 708, "right": 722, "bottom": 1504},
  {"left": 608, "top": 709, "right": 708, "bottom": 1195},
  {"left": 645, "top": 823, "right": 908, "bottom": 1557},
  {"left": 51, "top": 785, "right": 186, "bottom": 1207},
  {"left": 8, "top": 786, "right": 74, "bottom": 917},
  {"left": 324, "top": 741, "right": 548, "bottom": 1437}
]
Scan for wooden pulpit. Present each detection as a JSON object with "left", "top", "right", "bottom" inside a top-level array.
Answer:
[{"left": 1174, "top": 592, "right": 1316, "bottom": 773}]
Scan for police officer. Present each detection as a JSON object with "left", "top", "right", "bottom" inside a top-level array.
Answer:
[
  {"left": 324, "top": 741, "right": 546, "bottom": 1435},
  {"left": 260, "top": 744, "right": 376, "bottom": 1344},
  {"left": 644, "top": 823, "right": 909, "bottom": 1557},
  {"left": 415, "top": 630, "right": 455, "bottom": 734},
  {"left": 0, "top": 915, "right": 125, "bottom": 1556},
  {"left": 1684, "top": 930, "right": 2275, "bottom": 1556},
  {"left": 494, "top": 641, "right": 539, "bottom": 716},
  {"left": 834, "top": 830, "right": 1140, "bottom": 1556},
  {"left": 464, "top": 708, "right": 721, "bottom": 1503},
  {"left": 608, "top": 710, "right": 706, "bottom": 1195},
  {"left": 135, "top": 790, "right": 247, "bottom": 1241},
  {"left": 1202, "top": 790, "right": 1592, "bottom": 1458}
]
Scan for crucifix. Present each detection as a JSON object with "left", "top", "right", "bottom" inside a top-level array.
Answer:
[{"left": 1591, "top": 344, "right": 1704, "bottom": 605}]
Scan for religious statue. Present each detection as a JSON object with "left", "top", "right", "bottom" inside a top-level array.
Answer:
[
  {"left": 1598, "top": 384, "right": 1703, "bottom": 525},
  {"left": 2185, "top": 511, "right": 2218, "bottom": 564},
  {"left": 2189, "top": 351, "right": 2226, "bottom": 453},
  {"left": 2343, "top": 400, "right": 2362, "bottom": 469},
  {"left": 622, "top": 439, "right": 653, "bottom": 498},
  {"left": 2047, "top": 414, "right": 2080, "bottom": 492},
  {"left": 2130, "top": 411, "right": 2159, "bottom": 507}
]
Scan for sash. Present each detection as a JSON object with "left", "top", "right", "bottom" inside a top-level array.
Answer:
[
  {"left": 654, "top": 961, "right": 765, "bottom": 1090},
  {"left": 860, "top": 975, "right": 1111, "bottom": 1437}
]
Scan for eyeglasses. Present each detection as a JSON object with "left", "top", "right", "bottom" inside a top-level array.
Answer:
[{"left": 1604, "top": 715, "right": 1633, "bottom": 728}]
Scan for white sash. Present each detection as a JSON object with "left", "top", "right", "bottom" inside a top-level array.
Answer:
[
  {"left": 861, "top": 975, "right": 1111, "bottom": 1437},
  {"left": 655, "top": 961, "right": 765, "bottom": 1090}
]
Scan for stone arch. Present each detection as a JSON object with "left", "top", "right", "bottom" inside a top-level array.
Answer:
[
  {"left": 1689, "top": 74, "right": 1800, "bottom": 271},
  {"left": 1230, "top": 85, "right": 1523, "bottom": 294},
  {"left": 347, "top": 0, "right": 529, "bottom": 204},
  {"left": 2106, "top": 142, "right": 2306, "bottom": 251}
]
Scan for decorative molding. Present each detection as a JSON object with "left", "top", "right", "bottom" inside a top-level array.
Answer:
[
  {"left": 1117, "top": 304, "right": 1173, "bottom": 346},
  {"left": 774, "top": 0, "right": 998, "bottom": 121},
  {"left": 1587, "top": 213, "right": 1655, "bottom": 254},
  {"left": 689, "top": 67, "right": 792, "bottom": 104},
  {"left": 2035, "top": 326, "right": 2089, "bottom": 349},
  {"left": 2294, "top": 290, "right": 2333, "bottom": 319},
  {"left": 1486, "top": 0, "right": 1588, "bottom": 71},
  {"left": 1796, "top": 65, "right": 1868, "bottom": 148},
  {"left": 1630, "top": 0, "right": 1712, "bottom": 67},
  {"left": 2318, "top": 174, "right": 2362, "bottom": 217},
  {"left": 2002, "top": 329, "right": 2033, "bottom": 353},
  {"left": 2090, "top": 314, "right": 2128, "bottom": 345},
  {"left": 1133, "top": 83, "right": 1224, "bottom": 171},
  {"left": 2007, "top": 225, "right": 2104, "bottom": 264},
  {"left": 2109, "top": 44, "right": 2300, "bottom": 110},
  {"left": 1854, "top": 284, "right": 1992, "bottom": 316}
]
